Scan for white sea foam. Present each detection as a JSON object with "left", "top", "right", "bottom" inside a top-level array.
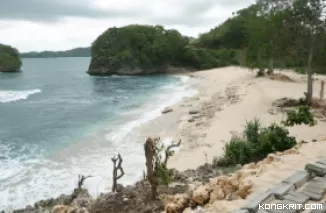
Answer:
[
  {"left": 0, "top": 89, "right": 41, "bottom": 103},
  {"left": 105, "top": 77, "right": 197, "bottom": 143}
]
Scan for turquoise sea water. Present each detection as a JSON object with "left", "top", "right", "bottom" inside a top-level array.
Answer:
[{"left": 0, "top": 57, "right": 196, "bottom": 210}]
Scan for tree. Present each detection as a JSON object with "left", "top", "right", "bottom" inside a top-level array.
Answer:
[
  {"left": 288, "top": 0, "right": 326, "bottom": 105},
  {"left": 255, "top": 0, "right": 293, "bottom": 74}
]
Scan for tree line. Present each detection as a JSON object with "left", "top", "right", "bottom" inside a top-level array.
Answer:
[{"left": 194, "top": 0, "right": 326, "bottom": 105}]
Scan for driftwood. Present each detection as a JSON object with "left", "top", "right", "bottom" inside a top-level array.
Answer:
[
  {"left": 111, "top": 153, "right": 125, "bottom": 192},
  {"left": 77, "top": 175, "right": 92, "bottom": 190}
]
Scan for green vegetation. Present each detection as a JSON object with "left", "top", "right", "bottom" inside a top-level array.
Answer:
[
  {"left": 88, "top": 25, "right": 238, "bottom": 75},
  {"left": 282, "top": 105, "right": 317, "bottom": 127},
  {"left": 215, "top": 105, "right": 317, "bottom": 166},
  {"left": 21, "top": 47, "right": 90, "bottom": 58},
  {"left": 0, "top": 43, "right": 22, "bottom": 72},
  {"left": 214, "top": 118, "right": 297, "bottom": 166},
  {"left": 195, "top": 0, "right": 326, "bottom": 105}
]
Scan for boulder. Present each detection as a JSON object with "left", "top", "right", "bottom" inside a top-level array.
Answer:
[
  {"left": 164, "top": 193, "right": 190, "bottom": 213},
  {"left": 191, "top": 185, "right": 212, "bottom": 206},
  {"left": 222, "top": 184, "right": 233, "bottom": 196},
  {"left": 237, "top": 181, "right": 253, "bottom": 199},
  {"left": 209, "top": 185, "right": 224, "bottom": 203}
]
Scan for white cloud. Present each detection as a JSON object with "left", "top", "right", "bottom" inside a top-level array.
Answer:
[{"left": 0, "top": 0, "right": 254, "bottom": 52}]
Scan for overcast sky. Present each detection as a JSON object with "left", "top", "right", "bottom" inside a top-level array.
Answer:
[{"left": 0, "top": 0, "right": 254, "bottom": 52}]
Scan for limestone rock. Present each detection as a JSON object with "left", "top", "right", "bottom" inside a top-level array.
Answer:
[
  {"left": 164, "top": 193, "right": 189, "bottom": 213},
  {"left": 217, "top": 176, "right": 229, "bottom": 186},
  {"left": 222, "top": 184, "right": 233, "bottom": 196},
  {"left": 209, "top": 185, "right": 224, "bottom": 203},
  {"left": 237, "top": 181, "right": 253, "bottom": 199},
  {"left": 191, "top": 185, "right": 212, "bottom": 205},
  {"left": 228, "top": 176, "right": 240, "bottom": 188}
]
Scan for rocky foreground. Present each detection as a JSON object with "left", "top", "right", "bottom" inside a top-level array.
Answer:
[{"left": 8, "top": 143, "right": 307, "bottom": 213}]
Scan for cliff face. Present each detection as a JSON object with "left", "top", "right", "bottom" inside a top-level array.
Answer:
[{"left": 0, "top": 43, "right": 22, "bottom": 72}]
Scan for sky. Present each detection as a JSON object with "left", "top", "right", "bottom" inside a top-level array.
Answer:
[{"left": 0, "top": 0, "right": 254, "bottom": 52}]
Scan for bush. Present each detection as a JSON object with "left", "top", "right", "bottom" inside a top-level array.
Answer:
[
  {"left": 282, "top": 105, "right": 316, "bottom": 127},
  {"left": 222, "top": 136, "right": 253, "bottom": 165},
  {"left": 215, "top": 118, "right": 297, "bottom": 166},
  {"left": 254, "top": 124, "right": 296, "bottom": 159},
  {"left": 244, "top": 118, "right": 261, "bottom": 144}
]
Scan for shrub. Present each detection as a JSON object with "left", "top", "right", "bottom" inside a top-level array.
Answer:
[
  {"left": 282, "top": 105, "right": 317, "bottom": 127},
  {"left": 244, "top": 118, "right": 261, "bottom": 144},
  {"left": 214, "top": 119, "right": 297, "bottom": 166},
  {"left": 222, "top": 136, "right": 253, "bottom": 165},
  {"left": 155, "top": 163, "right": 172, "bottom": 185},
  {"left": 254, "top": 124, "right": 296, "bottom": 159}
]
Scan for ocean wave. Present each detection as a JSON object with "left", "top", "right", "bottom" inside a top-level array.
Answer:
[
  {"left": 174, "top": 75, "right": 190, "bottom": 83},
  {"left": 0, "top": 89, "right": 41, "bottom": 103},
  {"left": 106, "top": 82, "right": 198, "bottom": 143}
]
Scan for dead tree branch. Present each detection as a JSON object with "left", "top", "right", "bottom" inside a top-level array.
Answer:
[
  {"left": 111, "top": 153, "right": 125, "bottom": 192},
  {"left": 78, "top": 175, "right": 92, "bottom": 190},
  {"left": 144, "top": 137, "right": 157, "bottom": 199},
  {"left": 164, "top": 140, "right": 181, "bottom": 166}
]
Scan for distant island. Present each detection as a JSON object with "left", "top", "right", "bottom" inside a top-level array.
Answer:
[
  {"left": 0, "top": 43, "right": 22, "bottom": 72},
  {"left": 21, "top": 47, "right": 91, "bottom": 58}
]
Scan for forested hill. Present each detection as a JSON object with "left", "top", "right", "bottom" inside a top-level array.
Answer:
[{"left": 21, "top": 47, "right": 91, "bottom": 58}]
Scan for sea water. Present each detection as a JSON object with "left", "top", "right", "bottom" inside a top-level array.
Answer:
[{"left": 0, "top": 57, "right": 196, "bottom": 210}]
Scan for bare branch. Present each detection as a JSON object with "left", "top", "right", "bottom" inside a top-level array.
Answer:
[
  {"left": 111, "top": 153, "right": 125, "bottom": 192},
  {"left": 78, "top": 175, "right": 93, "bottom": 189},
  {"left": 164, "top": 140, "right": 181, "bottom": 166}
]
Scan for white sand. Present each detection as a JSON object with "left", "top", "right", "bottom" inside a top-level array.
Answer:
[{"left": 137, "top": 66, "right": 326, "bottom": 172}]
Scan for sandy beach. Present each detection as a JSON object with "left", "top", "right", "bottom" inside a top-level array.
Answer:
[
  {"left": 136, "top": 66, "right": 326, "bottom": 171},
  {"left": 135, "top": 66, "right": 326, "bottom": 212}
]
